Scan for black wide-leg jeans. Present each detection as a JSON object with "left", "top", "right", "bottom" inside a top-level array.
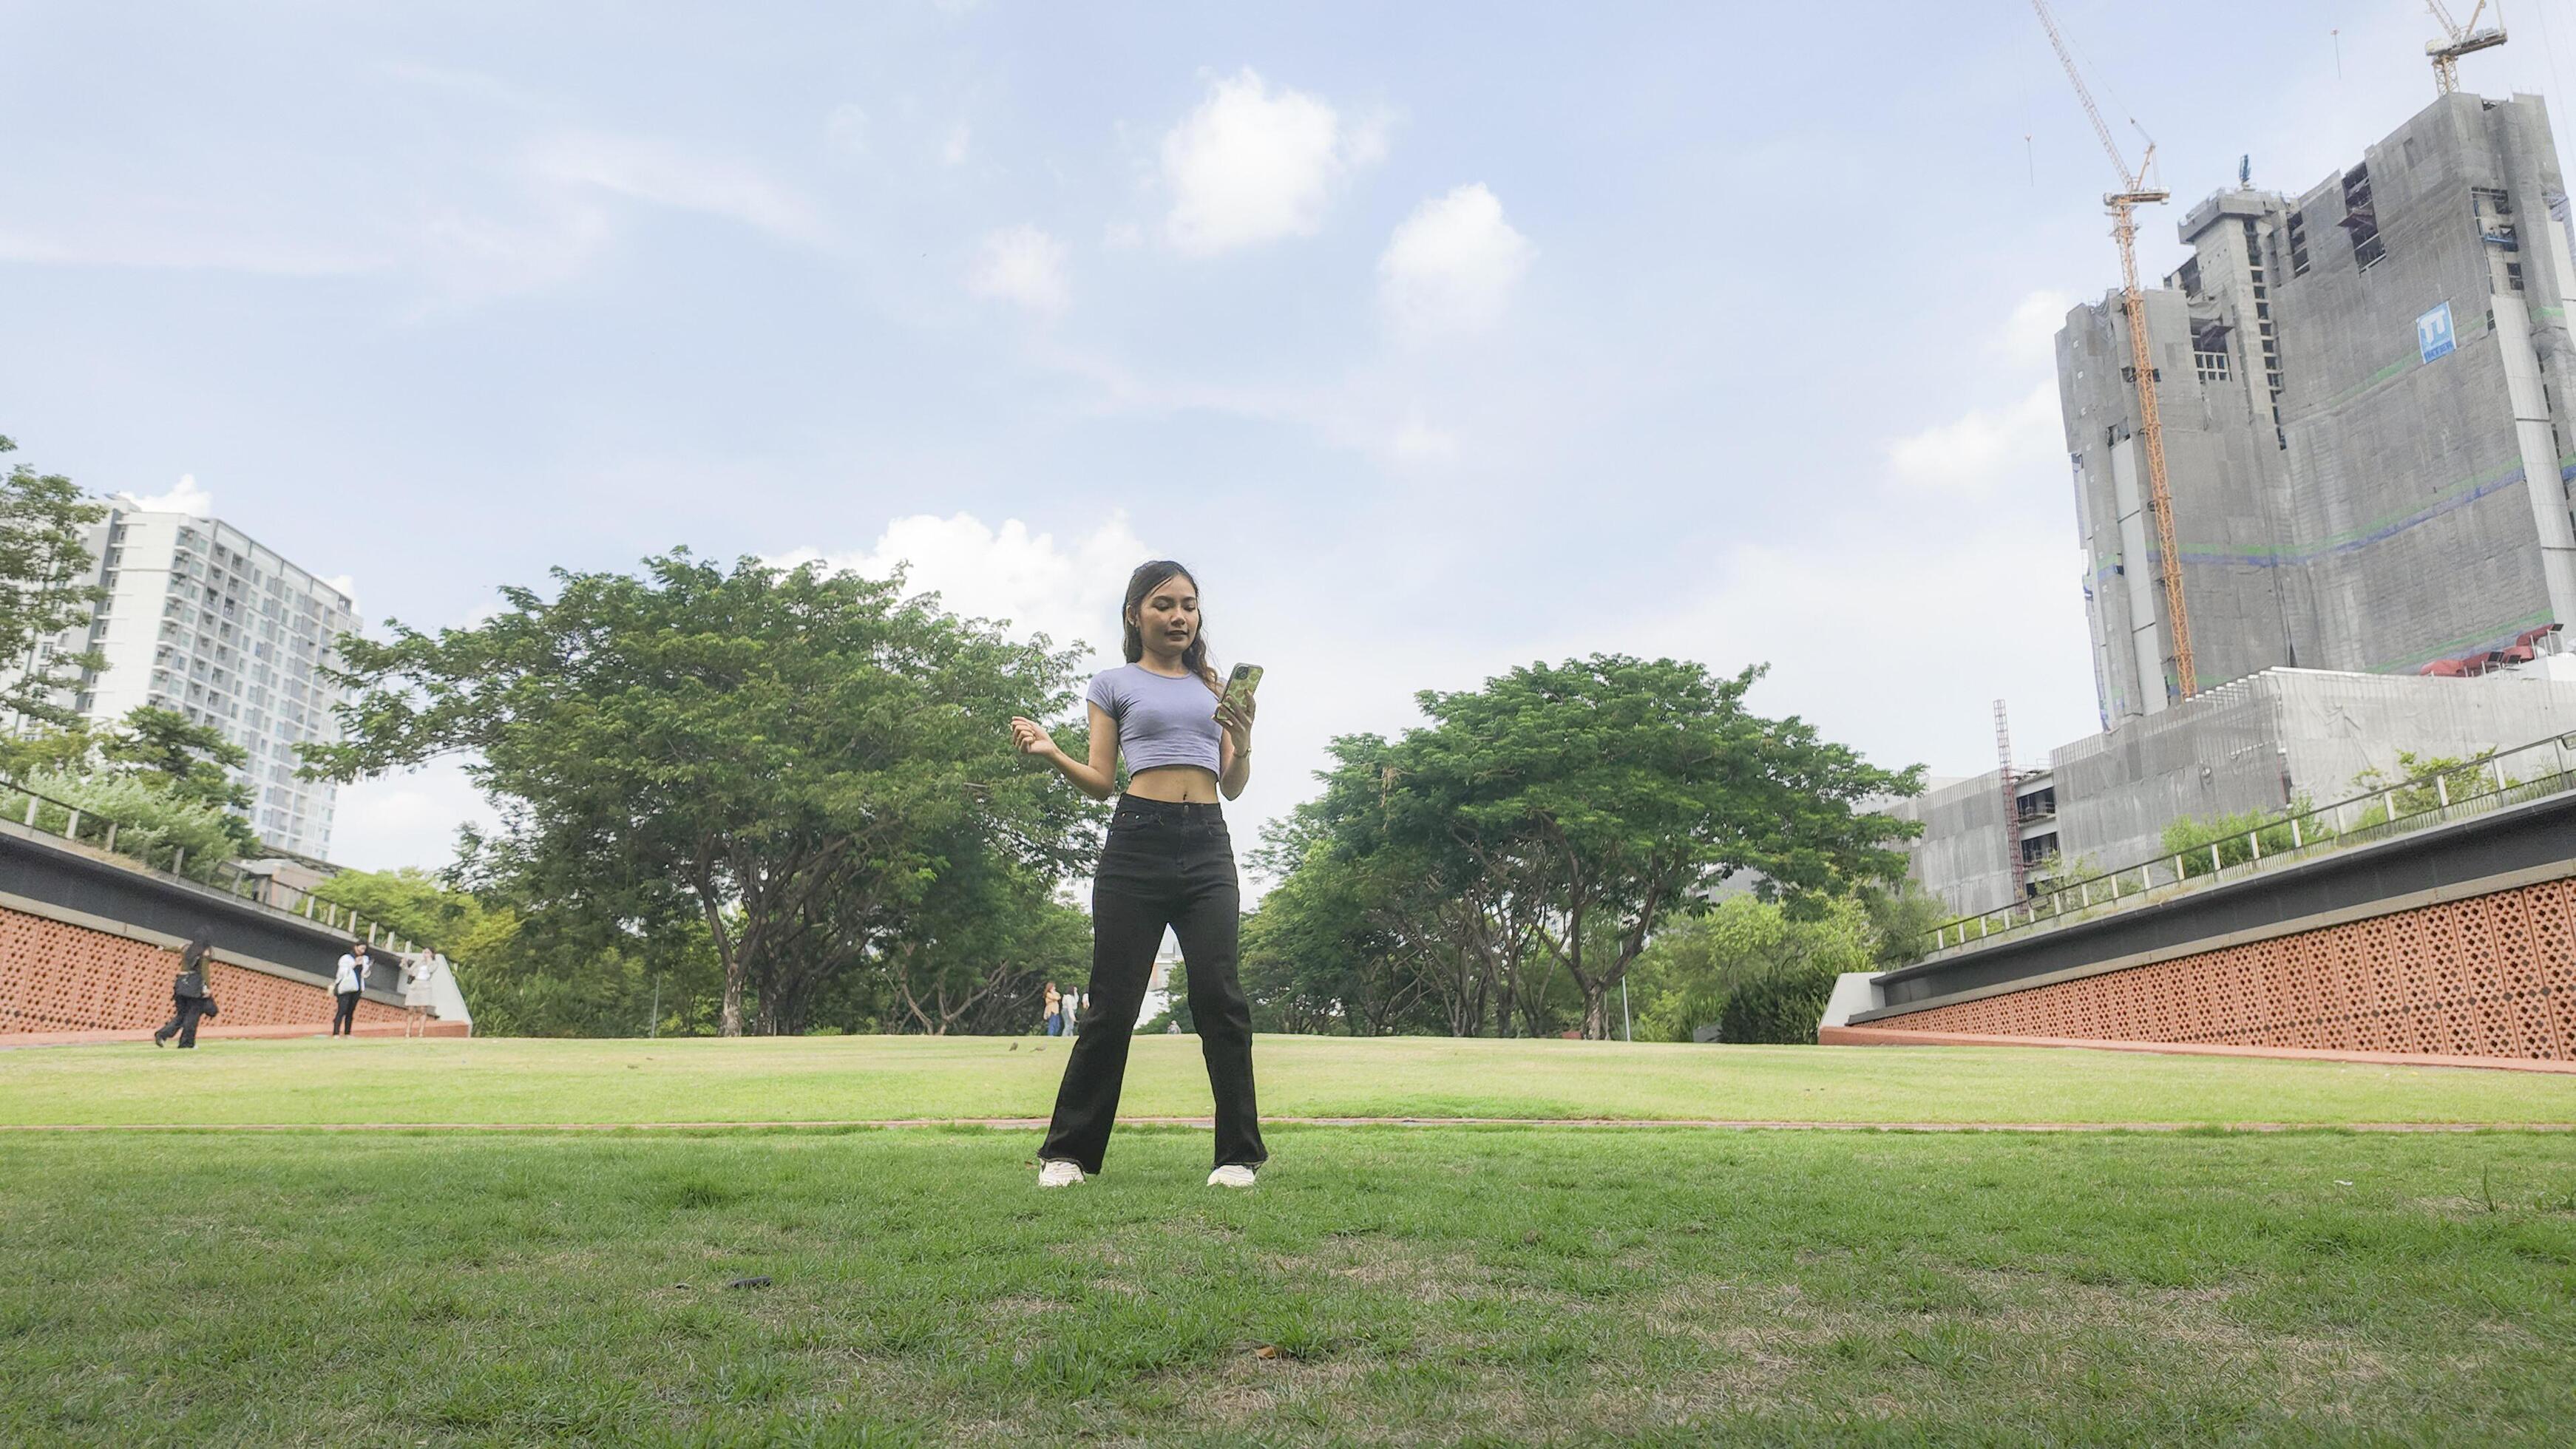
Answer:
[{"left": 1042, "top": 797, "right": 1267, "bottom": 1174}]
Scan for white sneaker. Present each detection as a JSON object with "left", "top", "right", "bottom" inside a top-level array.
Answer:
[
  {"left": 1207, "top": 1164, "right": 1258, "bottom": 1189},
  {"left": 1037, "top": 1159, "right": 1086, "bottom": 1189}
]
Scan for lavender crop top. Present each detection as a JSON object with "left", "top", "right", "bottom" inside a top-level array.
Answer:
[{"left": 1086, "top": 664, "right": 1223, "bottom": 775}]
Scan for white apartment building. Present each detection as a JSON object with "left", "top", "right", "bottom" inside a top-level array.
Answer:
[{"left": 18, "top": 502, "right": 359, "bottom": 858}]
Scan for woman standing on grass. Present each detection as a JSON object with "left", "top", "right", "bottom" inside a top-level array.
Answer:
[
  {"left": 1009, "top": 560, "right": 1267, "bottom": 1190},
  {"left": 401, "top": 951, "right": 442, "bottom": 1038}
]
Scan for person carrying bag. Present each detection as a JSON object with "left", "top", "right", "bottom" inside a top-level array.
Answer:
[{"left": 154, "top": 931, "right": 220, "bottom": 1048}]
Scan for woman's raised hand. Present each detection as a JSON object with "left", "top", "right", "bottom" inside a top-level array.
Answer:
[
  {"left": 1215, "top": 692, "right": 1256, "bottom": 752},
  {"left": 1009, "top": 716, "right": 1061, "bottom": 758}
]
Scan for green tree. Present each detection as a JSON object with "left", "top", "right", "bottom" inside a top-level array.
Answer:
[
  {"left": 0, "top": 435, "right": 107, "bottom": 730},
  {"left": 308, "top": 551, "right": 1097, "bottom": 1036},
  {"left": 1235, "top": 838, "right": 1443, "bottom": 1036},
  {"left": 1253, "top": 731, "right": 1556, "bottom": 1037},
  {"left": 310, "top": 866, "right": 728, "bottom": 1039},
  {"left": 308, "top": 866, "right": 499, "bottom": 954},
  {"left": 1628, "top": 894, "right": 1881, "bottom": 1044},
  {"left": 101, "top": 705, "right": 253, "bottom": 812},
  {"left": 1392, "top": 656, "right": 1919, "bottom": 1038},
  {"left": 0, "top": 719, "right": 95, "bottom": 779},
  {"left": 1, "top": 768, "right": 244, "bottom": 880},
  {"left": 876, "top": 856, "right": 1091, "bottom": 1035},
  {"left": 1859, "top": 880, "right": 1952, "bottom": 968},
  {"left": 2350, "top": 750, "right": 2487, "bottom": 823}
]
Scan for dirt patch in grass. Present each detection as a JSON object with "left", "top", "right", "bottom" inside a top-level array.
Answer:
[{"left": 1186, "top": 1357, "right": 1370, "bottom": 1433}]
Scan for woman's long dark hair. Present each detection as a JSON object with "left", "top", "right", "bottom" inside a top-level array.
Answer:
[
  {"left": 1120, "top": 560, "right": 1221, "bottom": 693},
  {"left": 179, "top": 931, "right": 212, "bottom": 971}
]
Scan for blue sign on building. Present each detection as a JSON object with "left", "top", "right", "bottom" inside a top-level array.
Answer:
[{"left": 2419, "top": 300, "right": 2457, "bottom": 363}]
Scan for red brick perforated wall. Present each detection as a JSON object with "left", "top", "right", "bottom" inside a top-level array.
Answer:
[
  {"left": 0, "top": 905, "right": 404, "bottom": 1036},
  {"left": 1879, "top": 878, "right": 2576, "bottom": 1061}
]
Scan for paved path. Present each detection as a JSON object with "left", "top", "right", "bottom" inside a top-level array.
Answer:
[{"left": 4, "top": 1116, "right": 2570, "bottom": 1133}]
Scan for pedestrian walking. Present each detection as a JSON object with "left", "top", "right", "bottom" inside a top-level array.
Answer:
[
  {"left": 1043, "top": 980, "right": 1063, "bottom": 1036},
  {"left": 331, "top": 940, "right": 365, "bottom": 1036},
  {"left": 1009, "top": 559, "right": 1267, "bottom": 1190},
  {"left": 153, "top": 931, "right": 220, "bottom": 1048}
]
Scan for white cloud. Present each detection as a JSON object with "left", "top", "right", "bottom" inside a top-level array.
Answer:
[
  {"left": 1885, "top": 380, "right": 2061, "bottom": 497},
  {"left": 413, "top": 196, "right": 615, "bottom": 303},
  {"left": 321, "top": 574, "right": 359, "bottom": 608},
  {"left": 529, "top": 132, "right": 824, "bottom": 243},
  {"left": 123, "top": 473, "right": 212, "bottom": 515},
  {"left": 1159, "top": 68, "right": 1382, "bottom": 255},
  {"left": 824, "top": 103, "right": 869, "bottom": 157},
  {"left": 1884, "top": 290, "right": 2074, "bottom": 497},
  {"left": 410, "top": 132, "right": 821, "bottom": 302},
  {"left": 773, "top": 511, "right": 1150, "bottom": 659},
  {"left": 1569, "top": 525, "right": 2101, "bottom": 783},
  {"left": 328, "top": 758, "right": 504, "bottom": 873},
  {"left": 1377, "top": 183, "right": 1533, "bottom": 340},
  {"left": 2002, "top": 288, "right": 2075, "bottom": 364},
  {"left": 1102, "top": 220, "right": 1145, "bottom": 250},
  {"left": 969, "top": 224, "right": 1071, "bottom": 314},
  {"left": 940, "top": 123, "right": 973, "bottom": 167}
]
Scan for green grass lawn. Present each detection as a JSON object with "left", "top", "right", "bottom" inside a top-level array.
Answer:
[
  {"left": 6, "top": 1038, "right": 2574, "bottom": 1443},
  {"left": 4, "top": 1126, "right": 2574, "bottom": 1445},
  {"left": 6, "top": 1034, "right": 2575, "bottom": 1127}
]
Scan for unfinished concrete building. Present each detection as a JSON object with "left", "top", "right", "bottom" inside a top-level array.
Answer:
[
  {"left": 1894, "top": 662, "right": 2576, "bottom": 917},
  {"left": 2059, "top": 91, "right": 2576, "bottom": 725}
]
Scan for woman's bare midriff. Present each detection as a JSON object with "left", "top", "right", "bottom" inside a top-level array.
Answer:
[{"left": 1124, "top": 764, "right": 1223, "bottom": 804}]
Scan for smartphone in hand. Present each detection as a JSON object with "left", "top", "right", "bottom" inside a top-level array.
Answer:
[{"left": 1216, "top": 663, "right": 1263, "bottom": 718}]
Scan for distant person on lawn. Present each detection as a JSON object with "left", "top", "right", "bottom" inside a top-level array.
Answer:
[
  {"left": 401, "top": 951, "right": 443, "bottom": 1037},
  {"left": 1043, "top": 980, "right": 1063, "bottom": 1036},
  {"left": 154, "top": 931, "right": 220, "bottom": 1048},
  {"left": 331, "top": 940, "right": 366, "bottom": 1036},
  {"left": 1009, "top": 559, "right": 1267, "bottom": 1190}
]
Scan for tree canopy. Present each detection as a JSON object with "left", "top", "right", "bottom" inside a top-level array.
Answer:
[
  {"left": 1241, "top": 655, "right": 1923, "bottom": 1039},
  {"left": 0, "top": 434, "right": 106, "bottom": 730},
  {"left": 308, "top": 550, "right": 1100, "bottom": 1036}
]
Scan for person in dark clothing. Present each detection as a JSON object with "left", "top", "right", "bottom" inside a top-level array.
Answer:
[
  {"left": 154, "top": 932, "right": 220, "bottom": 1048},
  {"left": 331, "top": 940, "right": 366, "bottom": 1036},
  {"left": 1009, "top": 560, "right": 1267, "bottom": 1190}
]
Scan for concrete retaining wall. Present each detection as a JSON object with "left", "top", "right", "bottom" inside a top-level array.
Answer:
[
  {"left": 0, "top": 819, "right": 428, "bottom": 1039},
  {"left": 1848, "top": 786, "right": 2576, "bottom": 1064}
]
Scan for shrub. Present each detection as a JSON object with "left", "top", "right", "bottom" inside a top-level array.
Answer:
[
  {"left": 1718, "top": 959, "right": 1841, "bottom": 1045},
  {"left": 1, "top": 769, "right": 243, "bottom": 881}
]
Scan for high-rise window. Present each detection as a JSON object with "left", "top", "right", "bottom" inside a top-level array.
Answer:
[{"left": 2343, "top": 164, "right": 2384, "bottom": 269}]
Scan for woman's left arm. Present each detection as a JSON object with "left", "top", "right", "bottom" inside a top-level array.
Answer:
[{"left": 1216, "top": 693, "right": 1255, "bottom": 801}]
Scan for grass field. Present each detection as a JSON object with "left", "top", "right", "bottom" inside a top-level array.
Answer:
[
  {"left": 7, "top": 1034, "right": 2576, "bottom": 1127},
  {"left": 4, "top": 1037, "right": 2575, "bottom": 1444}
]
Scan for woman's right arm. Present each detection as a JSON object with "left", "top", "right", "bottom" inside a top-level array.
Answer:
[{"left": 1011, "top": 703, "right": 1119, "bottom": 801}]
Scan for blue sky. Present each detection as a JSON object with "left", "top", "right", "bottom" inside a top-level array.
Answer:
[{"left": 8, "top": 1, "right": 2575, "bottom": 874}]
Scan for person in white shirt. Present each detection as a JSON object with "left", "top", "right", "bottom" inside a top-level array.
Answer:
[
  {"left": 331, "top": 941, "right": 366, "bottom": 1036},
  {"left": 400, "top": 951, "right": 442, "bottom": 1037}
]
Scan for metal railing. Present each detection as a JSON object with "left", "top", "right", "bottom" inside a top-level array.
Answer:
[
  {"left": 1919, "top": 730, "right": 2576, "bottom": 956},
  {"left": 0, "top": 774, "right": 417, "bottom": 956}
]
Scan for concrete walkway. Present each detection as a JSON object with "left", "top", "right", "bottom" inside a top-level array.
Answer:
[{"left": 0, "top": 1021, "right": 469, "bottom": 1049}]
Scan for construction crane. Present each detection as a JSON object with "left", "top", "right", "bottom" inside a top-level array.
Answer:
[
  {"left": 2030, "top": 0, "right": 2196, "bottom": 701},
  {"left": 2427, "top": 2, "right": 2508, "bottom": 95}
]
